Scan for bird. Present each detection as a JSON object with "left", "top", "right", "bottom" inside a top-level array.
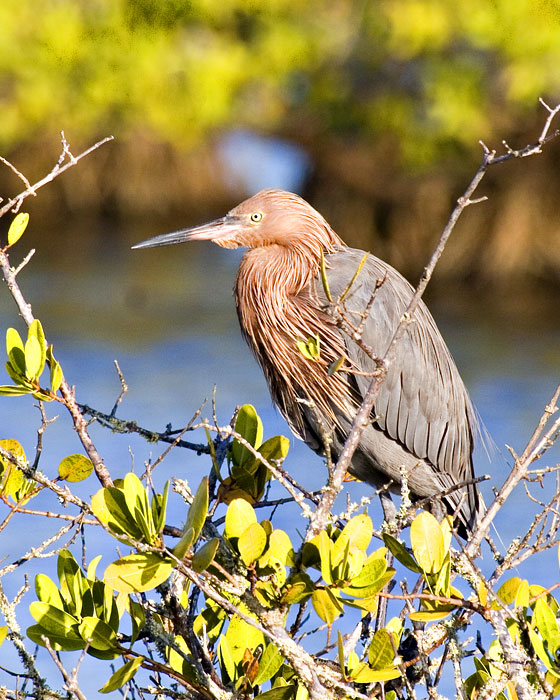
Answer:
[{"left": 133, "top": 189, "right": 482, "bottom": 537}]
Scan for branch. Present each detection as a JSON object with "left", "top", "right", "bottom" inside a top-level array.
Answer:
[
  {"left": 0, "top": 135, "right": 115, "bottom": 487},
  {"left": 0, "top": 132, "right": 113, "bottom": 219},
  {"left": 307, "top": 100, "right": 560, "bottom": 538}
]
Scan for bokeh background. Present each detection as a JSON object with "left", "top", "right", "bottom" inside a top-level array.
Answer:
[{"left": 0, "top": 1, "right": 560, "bottom": 696}]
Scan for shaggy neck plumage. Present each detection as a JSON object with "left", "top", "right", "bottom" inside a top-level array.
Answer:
[{"left": 234, "top": 232, "right": 354, "bottom": 436}]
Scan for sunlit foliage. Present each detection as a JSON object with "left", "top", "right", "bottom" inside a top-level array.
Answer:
[{"left": 1, "top": 0, "right": 559, "bottom": 164}]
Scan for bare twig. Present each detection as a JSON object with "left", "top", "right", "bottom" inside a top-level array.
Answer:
[{"left": 0, "top": 133, "right": 113, "bottom": 218}]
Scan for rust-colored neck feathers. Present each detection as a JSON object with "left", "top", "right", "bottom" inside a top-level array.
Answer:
[{"left": 233, "top": 190, "right": 352, "bottom": 436}]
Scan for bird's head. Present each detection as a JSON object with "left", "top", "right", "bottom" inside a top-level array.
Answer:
[{"left": 133, "top": 189, "right": 343, "bottom": 252}]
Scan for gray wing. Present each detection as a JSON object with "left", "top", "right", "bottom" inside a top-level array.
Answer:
[{"left": 320, "top": 248, "right": 479, "bottom": 526}]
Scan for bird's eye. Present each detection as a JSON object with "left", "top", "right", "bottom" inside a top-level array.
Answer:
[{"left": 250, "top": 211, "right": 263, "bottom": 223}]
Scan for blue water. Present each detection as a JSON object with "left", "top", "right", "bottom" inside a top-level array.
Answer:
[{"left": 0, "top": 228, "right": 558, "bottom": 696}]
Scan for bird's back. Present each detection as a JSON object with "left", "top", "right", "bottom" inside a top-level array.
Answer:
[{"left": 309, "top": 248, "right": 481, "bottom": 534}]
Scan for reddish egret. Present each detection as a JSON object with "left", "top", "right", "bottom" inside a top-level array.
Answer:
[{"left": 134, "top": 189, "right": 481, "bottom": 536}]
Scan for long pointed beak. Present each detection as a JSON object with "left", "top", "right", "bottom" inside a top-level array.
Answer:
[{"left": 132, "top": 216, "right": 239, "bottom": 249}]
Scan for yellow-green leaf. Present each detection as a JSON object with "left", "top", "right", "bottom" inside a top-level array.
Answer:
[
  {"left": 410, "top": 511, "right": 446, "bottom": 574},
  {"left": 232, "top": 404, "right": 263, "bottom": 467},
  {"left": 29, "top": 602, "right": 80, "bottom": 638},
  {"left": 225, "top": 612, "right": 265, "bottom": 662},
  {"left": 184, "top": 476, "right": 208, "bottom": 543},
  {"left": 0, "top": 384, "right": 32, "bottom": 396},
  {"left": 238, "top": 522, "right": 268, "bottom": 565},
  {"left": 0, "top": 626, "right": 7, "bottom": 646},
  {"left": 99, "top": 657, "right": 143, "bottom": 693},
  {"left": 103, "top": 553, "right": 174, "bottom": 593},
  {"left": 172, "top": 527, "right": 195, "bottom": 560},
  {"left": 262, "top": 529, "right": 294, "bottom": 566},
  {"left": 311, "top": 588, "right": 343, "bottom": 625},
  {"left": 383, "top": 534, "right": 422, "bottom": 572},
  {"left": 350, "top": 662, "right": 401, "bottom": 682},
  {"left": 224, "top": 498, "right": 257, "bottom": 539},
  {"left": 6, "top": 328, "right": 25, "bottom": 374},
  {"left": 368, "top": 629, "right": 396, "bottom": 669},
  {"left": 496, "top": 577, "right": 525, "bottom": 606},
  {"left": 7, "top": 212, "right": 29, "bottom": 247},
  {"left": 192, "top": 538, "right": 219, "bottom": 572},
  {"left": 78, "top": 616, "right": 117, "bottom": 650},
  {"left": 27, "top": 623, "right": 85, "bottom": 651},
  {"left": 24, "top": 335, "right": 43, "bottom": 379},
  {"left": 35, "top": 574, "right": 64, "bottom": 608},
  {"left": 253, "top": 643, "right": 283, "bottom": 686},
  {"left": 58, "top": 454, "right": 94, "bottom": 482}
]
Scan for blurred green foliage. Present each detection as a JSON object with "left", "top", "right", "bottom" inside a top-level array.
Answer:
[{"left": 1, "top": 0, "right": 559, "bottom": 164}]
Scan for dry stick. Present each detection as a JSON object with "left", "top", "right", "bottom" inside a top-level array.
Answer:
[
  {"left": 0, "top": 133, "right": 114, "bottom": 219},
  {"left": 466, "top": 383, "right": 560, "bottom": 559},
  {"left": 307, "top": 100, "right": 560, "bottom": 540},
  {"left": 0, "top": 136, "right": 115, "bottom": 487}
]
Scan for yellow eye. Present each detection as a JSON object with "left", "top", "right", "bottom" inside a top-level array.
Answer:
[{"left": 250, "top": 211, "right": 263, "bottom": 223}]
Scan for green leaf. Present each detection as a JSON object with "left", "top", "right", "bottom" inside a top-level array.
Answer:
[
  {"left": 296, "top": 335, "right": 321, "bottom": 361},
  {"left": 533, "top": 597, "right": 560, "bottom": 653},
  {"left": 28, "top": 320, "right": 46, "bottom": 375},
  {"left": 123, "top": 472, "right": 156, "bottom": 545},
  {"left": 344, "top": 558, "right": 394, "bottom": 598},
  {"left": 319, "top": 248, "right": 333, "bottom": 302},
  {"left": 224, "top": 498, "right": 257, "bottom": 539},
  {"left": 103, "top": 553, "right": 174, "bottom": 593},
  {"left": 35, "top": 574, "right": 64, "bottom": 608},
  {"left": 280, "top": 573, "right": 315, "bottom": 604},
  {"left": 317, "top": 530, "right": 333, "bottom": 585},
  {"left": 29, "top": 601, "right": 80, "bottom": 638},
  {"left": 24, "top": 335, "right": 43, "bottom": 380},
  {"left": 410, "top": 511, "right": 446, "bottom": 574},
  {"left": 192, "top": 538, "right": 219, "bottom": 572},
  {"left": 350, "top": 662, "right": 401, "bottom": 682},
  {"left": 7, "top": 212, "right": 29, "bottom": 247},
  {"left": 232, "top": 404, "right": 263, "bottom": 467},
  {"left": 218, "top": 635, "right": 237, "bottom": 683},
  {"left": 253, "top": 643, "right": 284, "bottom": 686},
  {"left": 496, "top": 577, "right": 525, "bottom": 606},
  {"left": 515, "top": 578, "right": 530, "bottom": 609},
  {"left": 238, "top": 522, "right": 268, "bottom": 565},
  {"left": 99, "top": 657, "right": 143, "bottom": 693},
  {"left": 27, "top": 623, "right": 85, "bottom": 651},
  {"left": 262, "top": 529, "right": 294, "bottom": 566},
  {"left": 0, "top": 438, "right": 30, "bottom": 500},
  {"left": 6, "top": 328, "right": 25, "bottom": 374},
  {"left": 339, "top": 514, "right": 373, "bottom": 552},
  {"left": 152, "top": 480, "right": 169, "bottom": 535},
  {"left": 225, "top": 612, "right": 265, "bottom": 662},
  {"left": 58, "top": 454, "right": 94, "bottom": 482},
  {"left": 256, "top": 686, "right": 297, "bottom": 700},
  {"left": 368, "top": 629, "right": 396, "bottom": 669},
  {"left": 0, "top": 384, "right": 32, "bottom": 396},
  {"left": 78, "top": 616, "right": 117, "bottom": 650},
  {"left": 46, "top": 345, "right": 63, "bottom": 392},
  {"left": 184, "top": 476, "right": 208, "bottom": 543},
  {"left": 382, "top": 534, "right": 422, "bottom": 573},
  {"left": 172, "top": 527, "right": 195, "bottom": 560},
  {"left": 86, "top": 555, "right": 102, "bottom": 581},
  {"left": 528, "top": 628, "right": 560, "bottom": 677},
  {"left": 91, "top": 484, "right": 145, "bottom": 543},
  {"left": 311, "top": 588, "right": 343, "bottom": 625},
  {"left": 129, "top": 600, "right": 146, "bottom": 643}
]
